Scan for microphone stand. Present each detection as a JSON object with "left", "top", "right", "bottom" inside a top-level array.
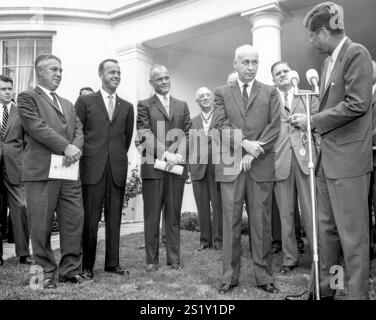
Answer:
[{"left": 294, "top": 88, "right": 320, "bottom": 300}]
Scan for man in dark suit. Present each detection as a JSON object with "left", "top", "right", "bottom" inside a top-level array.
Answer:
[
  {"left": 292, "top": 2, "right": 373, "bottom": 299},
  {"left": 370, "top": 60, "right": 376, "bottom": 260},
  {"left": 0, "top": 75, "right": 33, "bottom": 265},
  {"left": 137, "top": 64, "right": 191, "bottom": 272},
  {"left": 189, "top": 87, "right": 222, "bottom": 251},
  {"left": 17, "top": 54, "right": 86, "bottom": 289},
  {"left": 212, "top": 45, "right": 281, "bottom": 294},
  {"left": 271, "top": 62, "right": 319, "bottom": 274},
  {"left": 75, "top": 59, "right": 134, "bottom": 278}
]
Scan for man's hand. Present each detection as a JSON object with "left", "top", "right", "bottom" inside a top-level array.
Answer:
[
  {"left": 240, "top": 154, "right": 254, "bottom": 172},
  {"left": 63, "top": 144, "right": 82, "bottom": 167},
  {"left": 164, "top": 152, "right": 184, "bottom": 171},
  {"left": 290, "top": 113, "right": 308, "bottom": 131},
  {"left": 242, "top": 140, "right": 264, "bottom": 158}
]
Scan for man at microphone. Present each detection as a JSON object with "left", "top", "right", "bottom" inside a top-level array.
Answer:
[
  {"left": 271, "top": 62, "right": 319, "bottom": 274},
  {"left": 292, "top": 2, "right": 373, "bottom": 300}
]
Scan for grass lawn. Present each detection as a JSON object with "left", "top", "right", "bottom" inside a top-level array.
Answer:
[{"left": 0, "top": 230, "right": 375, "bottom": 300}]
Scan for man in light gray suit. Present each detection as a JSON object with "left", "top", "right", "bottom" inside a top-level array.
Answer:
[
  {"left": 17, "top": 55, "right": 87, "bottom": 289},
  {"left": 271, "top": 61, "right": 318, "bottom": 274},
  {"left": 212, "top": 45, "right": 280, "bottom": 294}
]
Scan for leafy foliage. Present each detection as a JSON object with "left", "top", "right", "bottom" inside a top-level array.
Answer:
[{"left": 123, "top": 164, "right": 142, "bottom": 208}]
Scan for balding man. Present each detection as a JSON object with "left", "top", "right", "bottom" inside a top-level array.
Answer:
[
  {"left": 136, "top": 65, "right": 191, "bottom": 272},
  {"left": 212, "top": 45, "right": 281, "bottom": 294},
  {"left": 292, "top": 2, "right": 373, "bottom": 299},
  {"left": 189, "top": 87, "right": 222, "bottom": 251}
]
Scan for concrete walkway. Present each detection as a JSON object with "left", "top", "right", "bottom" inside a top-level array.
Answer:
[{"left": 2, "top": 222, "right": 144, "bottom": 261}]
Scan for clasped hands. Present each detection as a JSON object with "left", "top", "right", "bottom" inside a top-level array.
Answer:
[
  {"left": 164, "top": 151, "right": 184, "bottom": 171},
  {"left": 63, "top": 144, "right": 82, "bottom": 167},
  {"left": 240, "top": 140, "right": 265, "bottom": 172}
]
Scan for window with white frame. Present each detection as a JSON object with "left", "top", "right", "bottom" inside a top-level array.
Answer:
[{"left": 0, "top": 38, "right": 52, "bottom": 96}]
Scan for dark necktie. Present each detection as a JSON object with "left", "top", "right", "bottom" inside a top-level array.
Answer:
[
  {"left": 284, "top": 92, "right": 290, "bottom": 114},
  {"left": 2, "top": 105, "right": 9, "bottom": 136},
  {"left": 243, "top": 83, "right": 249, "bottom": 108},
  {"left": 50, "top": 92, "right": 59, "bottom": 108}
]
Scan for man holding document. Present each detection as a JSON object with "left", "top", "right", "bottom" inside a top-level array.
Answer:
[
  {"left": 17, "top": 54, "right": 86, "bottom": 289},
  {"left": 136, "top": 65, "right": 191, "bottom": 272}
]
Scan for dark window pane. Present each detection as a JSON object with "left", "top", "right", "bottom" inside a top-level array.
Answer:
[{"left": 2, "top": 40, "right": 17, "bottom": 66}]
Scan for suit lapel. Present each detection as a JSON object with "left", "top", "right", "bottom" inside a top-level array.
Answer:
[
  {"left": 152, "top": 95, "right": 170, "bottom": 120},
  {"left": 319, "top": 58, "right": 329, "bottom": 101},
  {"left": 230, "top": 81, "right": 246, "bottom": 117},
  {"left": 246, "top": 80, "right": 260, "bottom": 111},
  {"left": 110, "top": 95, "right": 121, "bottom": 123},
  {"left": 291, "top": 96, "right": 302, "bottom": 114},
  {"left": 169, "top": 97, "right": 176, "bottom": 120},
  {"left": 322, "top": 39, "right": 351, "bottom": 97},
  {"left": 95, "top": 91, "right": 110, "bottom": 122},
  {"left": 35, "top": 86, "right": 62, "bottom": 114}
]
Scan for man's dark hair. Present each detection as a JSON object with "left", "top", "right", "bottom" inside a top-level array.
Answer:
[
  {"left": 303, "top": 2, "right": 345, "bottom": 35},
  {"left": 0, "top": 75, "right": 13, "bottom": 86},
  {"left": 34, "top": 54, "right": 61, "bottom": 71},
  {"left": 98, "top": 59, "right": 118, "bottom": 73},
  {"left": 79, "top": 87, "right": 94, "bottom": 96},
  {"left": 270, "top": 61, "right": 291, "bottom": 75}
]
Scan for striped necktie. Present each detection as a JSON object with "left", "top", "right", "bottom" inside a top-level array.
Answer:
[{"left": 1, "top": 104, "right": 9, "bottom": 136}]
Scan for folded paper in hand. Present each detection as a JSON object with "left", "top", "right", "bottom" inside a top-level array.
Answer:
[
  {"left": 154, "top": 159, "right": 183, "bottom": 175},
  {"left": 48, "top": 154, "right": 79, "bottom": 180}
]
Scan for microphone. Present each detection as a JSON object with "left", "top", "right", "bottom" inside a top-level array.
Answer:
[
  {"left": 289, "top": 70, "right": 300, "bottom": 96},
  {"left": 306, "top": 69, "right": 319, "bottom": 94}
]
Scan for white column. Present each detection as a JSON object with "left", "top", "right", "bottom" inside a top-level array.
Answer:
[
  {"left": 242, "top": 5, "right": 286, "bottom": 84},
  {"left": 116, "top": 43, "right": 155, "bottom": 167},
  {"left": 116, "top": 43, "right": 155, "bottom": 221}
]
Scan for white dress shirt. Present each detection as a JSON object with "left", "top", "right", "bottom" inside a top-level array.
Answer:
[
  {"left": 277, "top": 87, "right": 294, "bottom": 111},
  {"left": 201, "top": 109, "right": 213, "bottom": 136},
  {"left": 156, "top": 92, "right": 170, "bottom": 116},
  {"left": 237, "top": 78, "right": 254, "bottom": 97},
  {"left": 38, "top": 85, "right": 64, "bottom": 114},
  {"left": 100, "top": 88, "right": 117, "bottom": 115},
  {"left": 325, "top": 36, "right": 348, "bottom": 87}
]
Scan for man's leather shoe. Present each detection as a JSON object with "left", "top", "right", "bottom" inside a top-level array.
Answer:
[
  {"left": 82, "top": 269, "right": 94, "bottom": 279},
  {"left": 43, "top": 278, "right": 57, "bottom": 289},
  {"left": 169, "top": 263, "right": 183, "bottom": 270},
  {"left": 0, "top": 257, "right": 4, "bottom": 266},
  {"left": 298, "top": 248, "right": 305, "bottom": 254},
  {"left": 218, "top": 284, "right": 237, "bottom": 294},
  {"left": 19, "top": 255, "right": 34, "bottom": 265},
  {"left": 279, "top": 265, "right": 296, "bottom": 275},
  {"left": 258, "top": 283, "right": 279, "bottom": 294},
  {"left": 104, "top": 266, "right": 129, "bottom": 276},
  {"left": 60, "top": 274, "right": 92, "bottom": 284},
  {"left": 285, "top": 290, "right": 308, "bottom": 300},
  {"left": 308, "top": 292, "right": 334, "bottom": 300}
]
